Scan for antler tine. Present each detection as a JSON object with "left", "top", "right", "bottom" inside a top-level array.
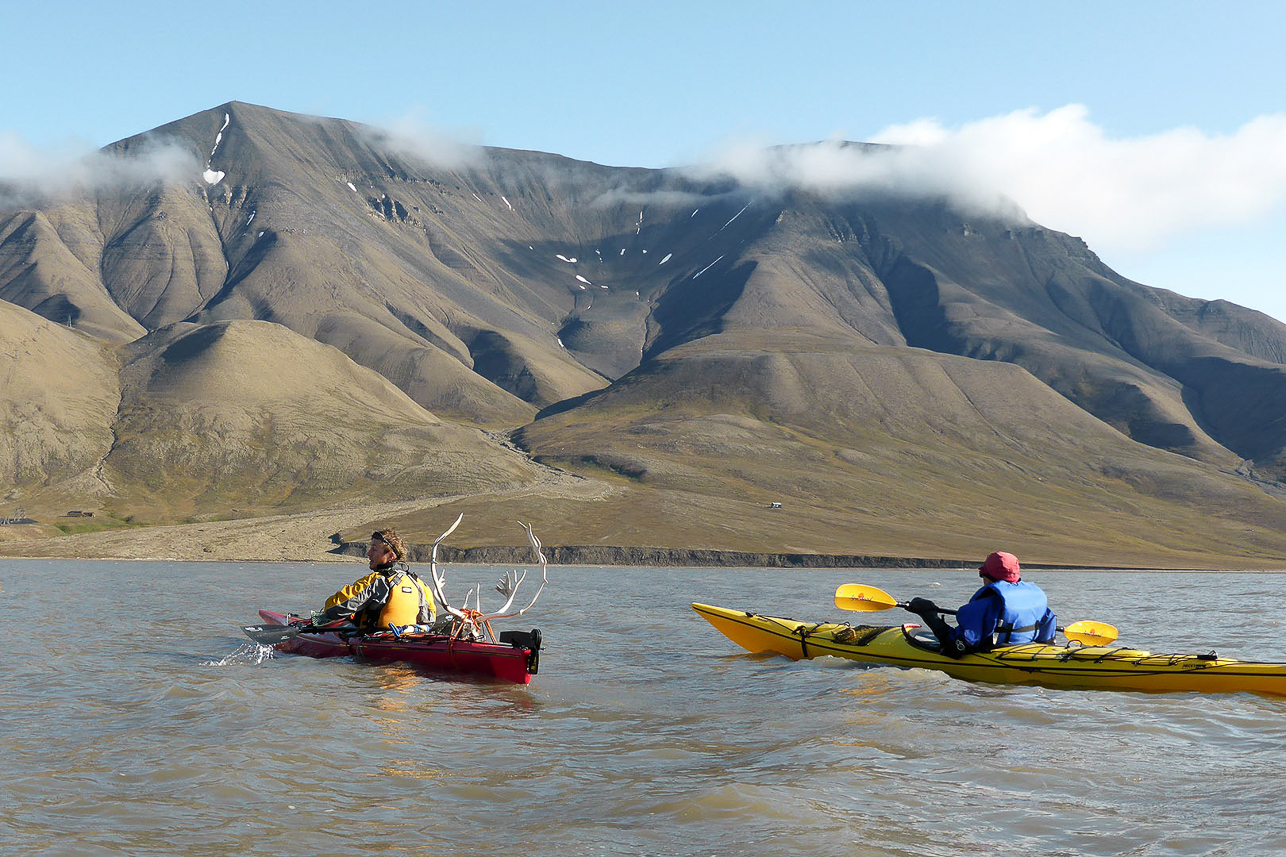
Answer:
[
  {"left": 432, "top": 513, "right": 464, "bottom": 553},
  {"left": 490, "top": 569, "right": 528, "bottom": 616},
  {"left": 525, "top": 521, "right": 545, "bottom": 558},
  {"left": 495, "top": 569, "right": 528, "bottom": 595},
  {"left": 481, "top": 521, "right": 549, "bottom": 621},
  {"left": 429, "top": 513, "right": 469, "bottom": 621}
]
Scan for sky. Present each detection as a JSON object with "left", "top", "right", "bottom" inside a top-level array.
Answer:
[{"left": 4, "top": 0, "right": 1286, "bottom": 320}]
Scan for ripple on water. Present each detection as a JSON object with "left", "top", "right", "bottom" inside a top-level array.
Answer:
[{"left": 4, "top": 563, "right": 1286, "bottom": 856}]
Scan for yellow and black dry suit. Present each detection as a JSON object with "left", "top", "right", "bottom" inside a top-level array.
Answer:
[{"left": 322, "top": 562, "right": 437, "bottom": 632}]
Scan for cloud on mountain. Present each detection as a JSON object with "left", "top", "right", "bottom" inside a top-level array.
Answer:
[
  {"left": 358, "top": 108, "right": 483, "bottom": 170},
  {"left": 0, "top": 132, "right": 198, "bottom": 210},
  {"left": 692, "top": 105, "right": 1286, "bottom": 255},
  {"left": 873, "top": 105, "right": 1286, "bottom": 253}
]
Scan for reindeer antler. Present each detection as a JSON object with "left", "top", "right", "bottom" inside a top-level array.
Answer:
[
  {"left": 489, "top": 569, "right": 528, "bottom": 615},
  {"left": 429, "top": 513, "right": 470, "bottom": 622},
  {"left": 426, "top": 515, "right": 549, "bottom": 638},
  {"left": 481, "top": 522, "right": 548, "bottom": 621}
]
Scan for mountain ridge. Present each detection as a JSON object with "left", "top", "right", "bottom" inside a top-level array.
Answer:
[{"left": 4, "top": 101, "right": 1286, "bottom": 566}]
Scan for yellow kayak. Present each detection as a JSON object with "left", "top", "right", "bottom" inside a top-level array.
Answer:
[{"left": 692, "top": 602, "right": 1286, "bottom": 696}]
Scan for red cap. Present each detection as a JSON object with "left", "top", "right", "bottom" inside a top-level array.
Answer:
[{"left": 980, "top": 551, "right": 1021, "bottom": 582}]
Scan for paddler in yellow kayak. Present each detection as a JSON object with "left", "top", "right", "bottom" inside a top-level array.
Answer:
[
  {"left": 905, "top": 551, "right": 1057, "bottom": 658},
  {"left": 310, "top": 528, "right": 437, "bottom": 633}
]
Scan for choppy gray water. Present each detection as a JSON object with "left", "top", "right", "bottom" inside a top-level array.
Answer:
[{"left": 2, "top": 559, "right": 1285, "bottom": 856}]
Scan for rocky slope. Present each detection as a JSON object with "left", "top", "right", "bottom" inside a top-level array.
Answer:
[{"left": 4, "top": 101, "right": 1286, "bottom": 565}]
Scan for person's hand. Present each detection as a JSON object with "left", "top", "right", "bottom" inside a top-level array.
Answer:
[
  {"left": 308, "top": 610, "right": 329, "bottom": 626},
  {"left": 906, "top": 597, "right": 938, "bottom": 617}
]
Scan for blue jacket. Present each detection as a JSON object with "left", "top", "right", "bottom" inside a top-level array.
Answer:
[{"left": 952, "top": 579, "right": 1057, "bottom": 649}]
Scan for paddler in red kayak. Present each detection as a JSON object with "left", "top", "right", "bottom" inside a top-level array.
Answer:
[
  {"left": 310, "top": 528, "right": 437, "bottom": 632},
  {"left": 905, "top": 551, "right": 1057, "bottom": 658}
]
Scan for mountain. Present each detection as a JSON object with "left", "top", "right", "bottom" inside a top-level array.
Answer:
[
  {"left": 0, "top": 299, "right": 119, "bottom": 502},
  {"left": 3, "top": 101, "right": 1286, "bottom": 566},
  {"left": 1, "top": 299, "right": 543, "bottom": 526}
]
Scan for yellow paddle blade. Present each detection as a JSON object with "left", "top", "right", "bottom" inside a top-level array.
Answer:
[
  {"left": 1062, "top": 620, "right": 1119, "bottom": 646},
  {"left": 834, "top": 584, "right": 899, "bottom": 612}
]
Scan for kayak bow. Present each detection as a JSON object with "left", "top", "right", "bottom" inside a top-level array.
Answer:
[{"left": 693, "top": 602, "right": 1286, "bottom": 696}]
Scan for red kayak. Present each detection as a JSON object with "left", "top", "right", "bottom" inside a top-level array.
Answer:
[
  {"left": 244, "top": 516, "right": 549, "bottom": 685},
  {"left": 252, "top": 610, "right": 542, "bottom": 684}
]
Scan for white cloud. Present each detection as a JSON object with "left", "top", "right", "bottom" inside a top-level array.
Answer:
[
  {"left": 874, "top": 106, "right": 1286, "bottom": 254},
  {"left": 359, "top": 108, "right": 483, "bottom": 170},
  {"left": 691, "top": 105, "right": 1286, "bottom": 256},
  {"left": 0, "top": 132, "right": 199, "bottom": 209}
]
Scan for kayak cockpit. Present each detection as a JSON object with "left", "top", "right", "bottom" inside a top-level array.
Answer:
[{"left": 899, "top": 623, "right": 949, "bottom": 654}]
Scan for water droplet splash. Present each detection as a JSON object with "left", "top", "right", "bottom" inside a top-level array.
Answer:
[{"left": 203, "top": 642, "right": 277, "bottom": 666}]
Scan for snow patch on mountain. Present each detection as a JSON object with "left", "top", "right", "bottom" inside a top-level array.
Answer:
[
  {"left": 693, "top": 255, "right": 724, "bottom": 279},
  {"left": 202, "top": 113, "right": 231, "bottom": 185},
  {"left": 718, "top": 204, "right": 749, "bottom": 232}
]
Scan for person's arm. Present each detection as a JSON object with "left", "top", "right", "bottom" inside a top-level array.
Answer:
[
  {"left": 906, "top": 598, "right": 958, "bottom": 648},
  {"left": 951, "top": 591, "right": 1005, "bottom": 654},
  {"left": 321, "top": 571, "right": 388, "bottom": 621},
  {"left": 1035, "top": 607, "right": 1058, "bottom": 644}
]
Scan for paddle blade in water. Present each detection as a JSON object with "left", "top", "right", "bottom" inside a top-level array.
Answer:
[
  {"left": 834, "top": 584, "right": 900, "bottom": 612},
  {"left": 241, "top": 623, "right": 301, "bottom": 645}
]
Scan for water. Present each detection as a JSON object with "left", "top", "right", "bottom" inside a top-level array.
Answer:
[{"left": 2, "top": 560, "right": 1285, "bottom": 856}]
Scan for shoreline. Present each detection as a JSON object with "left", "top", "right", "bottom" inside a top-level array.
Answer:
[
  {"left": 3, "top": 518, "right": 1280, "bottom": 571},
  {"left": 0, "top": 539, "right": 1266, "bottom": 572},
  {"left": 333, "top": 540, "right": 1238, "bottom": 572}
]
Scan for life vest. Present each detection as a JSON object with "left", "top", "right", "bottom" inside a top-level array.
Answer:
[
  {"left": 375, "top": 568, "right": 435, "bottom": 629},
  {"left": 326, "top": 563, "right": 438, "bottom": 633},
  {"left": 978, "top": 579, "right": 1049, "bottom": 644}
]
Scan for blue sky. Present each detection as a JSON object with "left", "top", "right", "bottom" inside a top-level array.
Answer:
[{"left": 5, "top": 0, "right": 1285, "bottom": 320}]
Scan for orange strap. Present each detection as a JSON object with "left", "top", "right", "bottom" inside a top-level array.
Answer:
[{"left": 450, "top": 609, "right": 497, "bottom": 643}]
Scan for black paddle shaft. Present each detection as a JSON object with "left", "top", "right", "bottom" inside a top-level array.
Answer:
[{"left": 901, "top": 601, "right": 958, "bottom": 617}]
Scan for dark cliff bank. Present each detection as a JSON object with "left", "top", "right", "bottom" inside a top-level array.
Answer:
[
  {"left": 332, "top": 538, "right": 969, "bottom": 568},
  {"left": 330, "top": 539, "right": 1132, "bottom": 570}
]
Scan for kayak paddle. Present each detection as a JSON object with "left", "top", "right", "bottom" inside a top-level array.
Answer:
[
  {"left": 833, "top": 583, "right": 1119, "bottom": 646},
  {"left": 241, "top": 618, "right": 353, "bottom": 645}
]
